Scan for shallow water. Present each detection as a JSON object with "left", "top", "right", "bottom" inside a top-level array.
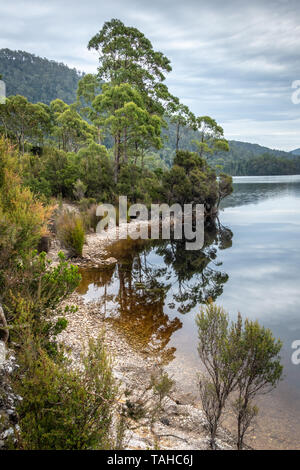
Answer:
[{"left": 77, "top": 175, "right": 300, "bottom": 449}]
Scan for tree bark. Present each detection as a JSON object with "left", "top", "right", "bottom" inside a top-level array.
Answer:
[
  {"left": 176, "top": 123, "right": 180, "bottom": 152},
  {"left": 0, "top": 304, "right": 9, "bottom": 343}
]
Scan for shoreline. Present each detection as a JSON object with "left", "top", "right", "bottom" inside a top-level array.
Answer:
[
  {"left": 53, "top": 223, "right": 237, "bottom": 450},
  {"left": 51, "top": 219, "right": 296, "bottom": 450}
]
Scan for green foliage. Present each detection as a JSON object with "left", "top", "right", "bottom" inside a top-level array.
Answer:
[
  {"left": 166, "top": 101, "right": 195, "bottom": 152},
  {"left": 88, "top": 18, "right": 172, "bottom": 115},
  {"left": 162, "top": 150, "right": 230, "bottom": 212},
  {"left": 76, "top": 142, "right": 114, "bottom": 201},
  {"left": 196, "top": 303, "right": 283, "bottom": 449},
  {"left": 208, "top": 141, "right": 300, "bottom": 176},
  {"left": 50, "top": 99, "right": 96, "bottom": 152},
  {"left": 92, "top": 82, "right": 162, "bottom": 180},
  {"left": 0, "top": 95, "right": 51, "bottom": 152},
  {"left": 56, "top": 211, "right": 85, "bottom": 256},
  {"left": 191, "top": 116, "right": 229, "bottom": 160},
  {"left": 73, "top": 178, "right": 87, "bottom": 201},
  {"left": 124, "top": 368, "right": 174, "bottom": 426},
  {"left": 14, "top": 336, "right": 120, "bottom": 450},
  {"left": 4, "top": 251, "right": 81, "bottom": 355},
  {"left": 150, "top": 369, "right": 174, "bottom": 408},
  {"left": 0, "top": 138, "right": 50, "bottom": 266}
]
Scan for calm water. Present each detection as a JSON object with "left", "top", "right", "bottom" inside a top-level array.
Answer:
[{"left": 78, "top": 175, "right": 300, "bottom": 449}]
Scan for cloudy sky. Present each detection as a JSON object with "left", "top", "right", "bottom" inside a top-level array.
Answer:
[{"left": 1, "top": 0, "right": 300, "bottom": 150}]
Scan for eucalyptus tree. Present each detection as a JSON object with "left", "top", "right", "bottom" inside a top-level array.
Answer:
[
  {"left": 167, "top": 100, "right": 195, "bottom": 152},
  {"left": 192, "top": 115, "right": 229, "bottom": 159},
  {"left": 92, "top": 83, "right": 162, "bottom": 180},
  {"left": 0, "top": 95, "right": 51, "bottom": 153},
  {"left": 50, "top": 99, "right": 96, "bottom": 152},
  {"left": 76, "top": 74, "right": 104, "bottom": 144},
  {"left": 88, "top": 18, "right": 173, "bottom": 115}
]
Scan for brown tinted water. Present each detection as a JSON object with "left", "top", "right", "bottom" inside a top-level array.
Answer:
[{"left": 77, "top": 176, "right": 300, "bottom": 449}]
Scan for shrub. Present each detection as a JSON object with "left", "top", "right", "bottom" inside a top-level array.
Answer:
[
  {"left": 0, "top": 138, "right": 51, "bottom": 267},
  {"left": 73, "top": 178, "right": 87, "bottom": 201},
  {"left": 56, "top": 211, "right": 85, "bottom": 256},
  {"left": 14, "top": 336, "right": 123, "bottom": 450},
  {"left": 80, "top": 203, "right": 98, "bottom": 232},
  {"left": 5, "top": 251, "right": 81, "bottom": 355},
  {"left": 196, "top": 303, "right": 283, "bottom": 449},
  {"left": 78, "top": 197, "right": 97, "bottom": 212}
]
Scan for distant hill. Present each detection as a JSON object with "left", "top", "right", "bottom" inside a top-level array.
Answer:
[
  {"left": 160, "top": 126, "right": 297, "bottom": 173},
  {"left": 226, "top": 140, "right": 293, "bottom": 159},
  {"left": 209, "top": 141, "right": 300, "bottom": 176},
  {"left": 0, "top": 48, "right": 83, "bottom": 104},
  {"left": 1, "top": 48, "right": 299, "bottom": 176}
]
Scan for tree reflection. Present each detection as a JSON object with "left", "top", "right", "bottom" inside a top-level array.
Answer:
[
  {"left": 156, "top": 219, "right": 232, "bottom": 313},
  {"left": 78, "top": 220, "right": 232, "bottom": 364}
]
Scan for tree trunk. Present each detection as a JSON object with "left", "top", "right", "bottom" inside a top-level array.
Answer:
[
  {"left": 97, "top": 127, "right": 102, "bottom": 145},
  {"left": 114, "top": 132, "right": 121, "bottom": 183},
  {"left": 124, "top": 127, "right": 128, "bottom": 163},
  {"left": 176, "top": 123, "right": 180, "bottom": 153},
  {"left": 237, "top": 413, "right": 242, "bottom": 450},
  {"left": 0, "top": 304, "right": 9, "bottom": 343}
]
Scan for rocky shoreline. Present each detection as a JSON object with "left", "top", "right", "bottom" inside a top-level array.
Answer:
[{"left": 52, "top": 223, "right": 237, "bottom": 450}]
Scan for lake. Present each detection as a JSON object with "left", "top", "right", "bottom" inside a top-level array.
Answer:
[{"left": 78, "top": 175, "right": 300, "bottom": 449}]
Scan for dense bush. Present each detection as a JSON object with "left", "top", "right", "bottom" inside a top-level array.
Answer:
[
  {"left": 14, "top": 336, "right": 121, "bottom": 450},
  {"left": 0, "top": 138, "right": 51, "bottom": 266},
  {"left": 56, "top": 211, "right": 85, "bottom": 256},
  {"left": 4, "top": 251, "right": 81, "bottom": 357}
]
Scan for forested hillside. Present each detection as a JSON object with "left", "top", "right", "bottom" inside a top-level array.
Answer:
[
  {"left": 209, "top": 141, "right": 300, "bottom": 175},
  {"left": 0, "top": 49, "right": 83, "bottom": 104},
  {"left": 161, "top": 124, "right": 300, "bottom": 175},
  {"left": 1, "top": 47, "right": 299, "bottom": 176}
]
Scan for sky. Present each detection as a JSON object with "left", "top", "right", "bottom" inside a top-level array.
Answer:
[{"left": 1, "top": 0, "right": 300, "bottom": 150}]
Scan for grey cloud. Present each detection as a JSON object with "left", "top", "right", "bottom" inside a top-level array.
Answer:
[{"left": 0, "top": 0, "right": 300, "bottom": 149}]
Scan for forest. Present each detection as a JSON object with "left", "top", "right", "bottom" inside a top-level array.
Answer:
[
  {"left": 0, "top": 48, "right": 83, "bottom": 104},
  {"left": 0, "top": 18, "right": 284, "bottom": 451},
  {"left": 1, "top": 47, "right": 299, "bottom": 177}
]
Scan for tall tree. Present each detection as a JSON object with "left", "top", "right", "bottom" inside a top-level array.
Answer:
[
  {"left": 50, "top": 99, "right": 96, "bottom": 152},
  {"left": 0, "top": 95, "right": 51, "bottom": 153},
  {"left": 92, "top": 83, "right": 162, "bottom": 181},
  {"left": 88, "top": 18, "right": 173, "bottom": 115},
  {"left": 192, "top": 116, "right": 229, "bottom": 159},
  {"left": 76, "top": 74, "right": 104, "bottom": 144},
  {"left": 167, "top": 100, "right": 195, "bottom": 152}
]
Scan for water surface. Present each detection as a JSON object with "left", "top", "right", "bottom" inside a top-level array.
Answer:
[{"left": 78, "top": 175, "right": 300, "bottom": 449}]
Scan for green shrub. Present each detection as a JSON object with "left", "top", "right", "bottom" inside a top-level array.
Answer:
[
  {"left": 73, "top": 178, "right": 87, "bottom": 201},
  {"left": 78, "top": 197, "right": 97, "bottom": 212},
  {"left": 14, "top": 336, "right": 123, "bottom": 450},
  {"left": 80, "top": 203, "right": 98, "bottom": 232},
  {"left": 0, "top": 137, "right": 51, "bottom": 267},
  {"left": 57, "top": 211, "right": 85, "bottom": 256},
  {"left": 5, "top": 251, "right": 81, "bottom": 356}
]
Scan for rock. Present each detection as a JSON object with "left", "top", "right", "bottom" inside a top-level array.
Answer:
[
  {"left": 37, "top": 235, "right": 51, "bottom": 253},
  {"left": 103, "top": 257, "right": 118, "bottom": 265},
  {"left": 160, "top": 417, "right": 170, "bottom": 426},
  {"left": 0, "top": 341, "right": 6, "bottom": 367}
]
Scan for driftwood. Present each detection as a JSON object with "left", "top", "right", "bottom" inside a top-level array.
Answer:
[{"left": 0, "top": 303, "right": 9, "bottom": 343}]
